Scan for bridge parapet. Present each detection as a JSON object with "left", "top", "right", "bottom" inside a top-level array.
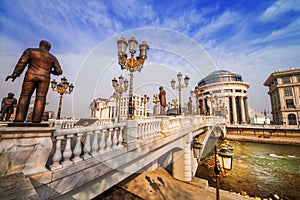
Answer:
[
  {"left": 49, "top": 122, "right": 127, "bottom": 171},
  {"left": 0, "top": 115, "right": 227, "bottom": 199}
]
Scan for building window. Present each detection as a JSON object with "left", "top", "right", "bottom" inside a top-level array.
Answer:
[
  {"left": 224, "top": 89, "right": 232, "bottom": 93},
  {"left": 288, "top": 114, "right": 297, "bottom": 125},
  {"left": 212, "top": 90, "right": 221, "bottom": 94},
  {"left": 284, "top": 87, "right": 293, "bottom": 96},
  {"left": 297, "top": 74, "right": 300, "bottom": 82},
  {"left": 282, "top": 76, "right": 291, "bottom": 84},
  {"left": 235, "top": 89, "right": 242, "bottom": 93},
  {"left": 286, "top": 99, "right": 295, "bottom": 108}
]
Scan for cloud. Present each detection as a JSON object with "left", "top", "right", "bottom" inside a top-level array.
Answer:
[
  {"left": 260, "top": 0, "right": 300, "bottom": 22},
  {"left": 193, "top": 10, "right": 239, "bottom": 40},
  {"left": 257, "top": 18, "right": 300, "bottom": 43}
]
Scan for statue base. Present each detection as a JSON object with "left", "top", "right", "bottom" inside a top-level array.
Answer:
[{"left": 7, "top": 122, "right": 49, "bottom": 127}]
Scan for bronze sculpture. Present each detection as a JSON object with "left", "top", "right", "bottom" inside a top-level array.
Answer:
[
  {"left": 5, "top": 40, "right": 63, "bottom": 123},
  {"left": 159, "top": 86, "right": 166, "bottom": 115},
  {"left": 0, "top": 93, "right": 17, "bottom": 121}
]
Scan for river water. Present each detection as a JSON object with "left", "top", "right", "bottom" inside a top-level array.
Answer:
[{"left": 196, "top": 140, "right": 300, "bottom": 200}]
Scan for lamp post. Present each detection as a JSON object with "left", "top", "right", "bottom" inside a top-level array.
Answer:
[
  {"left": 192, "top": 137, "right": 233, "bottom": 200},
  {"left": 117, "top": 36, "right": 149, "bottom": 120},
  {"left": 112, "top": 75, "right": 129, "bottom": 123},
  {"left": 153, "top": 94, "right": 160, "bottom": 116},
  {"left": 143, "top": 94, "right": 150, "bottom": 117},
  {"left": 214, "top": 143, "right": 234, "bottom": 200},
  {"left": 51, "top": 76, "right": 74, "bottom": 119},
  {"left": 171, "top": 72, "right": 190, "bottom": 114}
]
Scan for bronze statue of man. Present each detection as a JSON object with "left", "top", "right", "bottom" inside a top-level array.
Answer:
[
  {"left": 5, "top": 40, "right": 63, "bottom": 123},
  {"left": 159, "top": 86, "right": 166, "bottom": 115},
  {"left": 0, "top": 93, "right": 17, "bottom": 121}
]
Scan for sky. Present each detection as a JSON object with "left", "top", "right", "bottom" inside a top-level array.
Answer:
[{"left": 1, "top": 0, "right": 300, "bottom": 118}]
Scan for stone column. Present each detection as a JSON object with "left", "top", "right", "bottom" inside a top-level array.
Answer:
[
  {"left": 294, "top": 85, "right": 300, "bottom": 108},
  {"left": 125, "top": 120, "right": 138, "bottom": 151},
  {"left": 232, "top": 96, "right": 238, "bottom": 124},
  {"left": 244, "top": 97, "right": 249, "bottom": 123},
  {"left": 240, "top": 96, "right": 246, "bottom": 124},
  {"left": 172, "top": 133, "right": 194, "bottom": 182}
]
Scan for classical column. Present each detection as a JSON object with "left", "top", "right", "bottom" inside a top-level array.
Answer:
[
  {"left": 232, "top": 96, "right": 238, "bottom": 124},
  {"left": 244, "top": 97, "right": 249, "bottom": 123},
  {"left": 240, "top": 96, "right": 246, "bottom": 124}
]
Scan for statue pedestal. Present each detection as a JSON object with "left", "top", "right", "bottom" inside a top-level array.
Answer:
[{"left": 0, "top": 126, "right": 54, "bottom": 176}]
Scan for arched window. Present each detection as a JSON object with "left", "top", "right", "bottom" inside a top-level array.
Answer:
[{"left": 288, "top": 114, "right": 297, "bottom": 125}]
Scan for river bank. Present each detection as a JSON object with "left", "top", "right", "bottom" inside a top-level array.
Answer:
[
  {"left": 197, "top": 141, "right": 300, "bottom": 200},
  {"left": 225, "top": 134, "right": 300, "bottom": 146}
]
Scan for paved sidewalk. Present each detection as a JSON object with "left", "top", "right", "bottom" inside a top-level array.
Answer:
[{"left": 120, "top": 168, "right": 253, "bottom": 200}]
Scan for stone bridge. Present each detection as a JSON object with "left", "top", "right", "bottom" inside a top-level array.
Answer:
[{"left": 0, "top": 115, "right": 226, "bottom": 199}]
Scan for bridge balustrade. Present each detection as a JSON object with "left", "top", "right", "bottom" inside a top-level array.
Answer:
[
  {"left": 48, "top": 123, "right": 126, "bottom": 171},
  {"left": 137, "top": 119, "right": 162, "bottom": 139}
]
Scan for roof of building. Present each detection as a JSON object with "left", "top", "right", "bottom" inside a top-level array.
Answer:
[
  {"left": 264, "top": 67, "right": 300, "bottom": 86},
  {"left": 198, "top": 70, "right": 243, "bottom": 87}
]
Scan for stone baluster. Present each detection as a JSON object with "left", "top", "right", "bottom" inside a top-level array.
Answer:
[
  {"left": 50, "top": 135, "right": 64, "bottom": 170},
  {"left": 82, "top": 132, "right": 91, "bottom": 159},
  {"left": 138, "top": 124, "right": 142, "bottom": 139},
  {"left": 62, "top": 134, "right": 73, "bottom": 167},
  {"left": 73, "top": 133, "right": 83, "bottom": 163},
  {"left": 150, "top": 122, "right": 154, "bottom": 137},
  {"left": 91, "top": 130, "right": 100, "bottom": 157},
  {"left": 106, "top": 128, "right": 113, "bottom": 151},
  {"left": 112, "top": 128, "right": 118, "bottom": 149},
  {"left": 118, "top": 127, "right": 124, "bottom": 147},
  {"left": 99, "top": 130, "right": 106, "bottom": 154}
]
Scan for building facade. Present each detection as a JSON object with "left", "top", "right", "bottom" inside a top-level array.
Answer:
[
  {"left": 197, "top": 70, "right": 250, "bottom": 125},
  {"left": 264, "top": 67, "right": 300, "bottom": 126},
  {"left": 90, "top": 94, "right": 149, "bottom": 120}
]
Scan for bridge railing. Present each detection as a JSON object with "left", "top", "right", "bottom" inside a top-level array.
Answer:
[
  {"left": 137, "top": 118, "right": 162, "bottom": 139},
  {"left": 0, "top": 115, "right": 226, "bottom": 176},
  {"left": 204, "top": 116, "right": 226, "bottom": 126},
  {"left": 48, "top": 119, "right": 79, "bottom": 129},
  {"left": 48, "top": 122, "right": 126, "bottom": 171}
]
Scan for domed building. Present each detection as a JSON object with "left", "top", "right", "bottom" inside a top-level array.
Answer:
[{"left": 197, "top": 70, "right": 250, "bottom": 124}]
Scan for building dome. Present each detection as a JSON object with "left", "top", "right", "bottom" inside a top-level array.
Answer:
[{"left": 198, "top": 70, "right": 243, "bottom": 86}]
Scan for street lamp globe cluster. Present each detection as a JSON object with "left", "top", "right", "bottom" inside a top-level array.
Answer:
[
  {"left": 171, "top": 72, "right": 190, "bottom": 114},
  {"left": 117, "top": 36, "right": 149, "bottom": 119},
  {"left": 51, "top": 76, "right": 74, "bottom": 119},
  {"left": 112, "top": 75, "right": 129, "bottom": 122}
]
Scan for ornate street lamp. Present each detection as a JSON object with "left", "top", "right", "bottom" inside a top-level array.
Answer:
[
  {"left": 214, "top": 143, "right": 234, "bottom": 200},
  {"left": 51, "top": 77, "right": 74, "bottom": 119},
  {"left": 117, "top": 36, "right": 149, "bottom": 120},
  {"left": 153, "top": 94, "right": 160, "bottom": 116},
  {"left": 112, "top": 75, "right": 129, "bottom": 123},
  {"left": 171, "top": 72, "right": 190, "bottom": 114},
  {"left": 143, "top": 94, "right": 150, "bottom": 117}
]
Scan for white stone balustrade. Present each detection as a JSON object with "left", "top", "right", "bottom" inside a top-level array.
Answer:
[
  {"left": 137, "top": 119, "right": 162, "bottom": 139},
  {"left": 168, "top": 116, "right": 182, "bottom": 130},
  {"left": 49, "top": 123, "right": 126, "bottom": 171},
  {"left": 204, "top": 116, "right": 226, "bottom": 126},
  {"left": 49, "top": 119, "right": 79, "bottom": 129},
  {"left": 98, "top": 119, "right": 114, "bottom": 125}
]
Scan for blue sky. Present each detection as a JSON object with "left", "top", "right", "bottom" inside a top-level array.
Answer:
[{"left": 1, "top": 0, "right": 300, "bottom": 118}]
